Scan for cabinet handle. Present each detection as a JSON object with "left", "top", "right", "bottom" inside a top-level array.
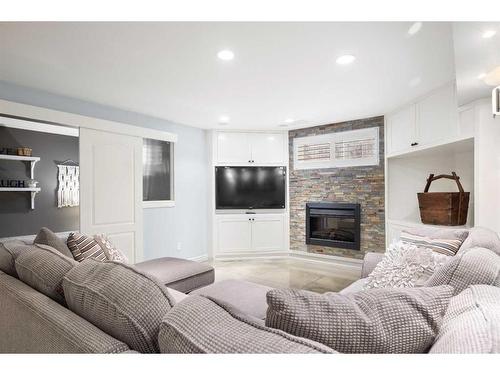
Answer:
[{"left": 411, "top": 142, "right": 419, "bottom": 146}]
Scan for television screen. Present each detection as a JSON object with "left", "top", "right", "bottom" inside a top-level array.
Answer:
[{"left": 215, "top": 166, "right": 286, "bottom": 209}]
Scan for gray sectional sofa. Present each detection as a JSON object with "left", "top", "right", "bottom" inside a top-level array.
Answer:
[{"left": 1, "top": 226, "right": 500, "bottom": 354}]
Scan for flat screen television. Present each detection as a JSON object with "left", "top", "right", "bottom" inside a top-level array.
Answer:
[{"left": 215, "top": 166, "right": 286, "bottom": 209}]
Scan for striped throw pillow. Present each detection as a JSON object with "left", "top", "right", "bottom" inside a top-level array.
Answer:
[
  {"left": 400, "top": 229, "right": 469, "bottom": 257},
  {"left": 67, "top": 232, "right": 107, "bottom": 262}
]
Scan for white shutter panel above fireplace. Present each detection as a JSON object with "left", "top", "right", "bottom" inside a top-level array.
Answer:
[{"left": 293, "top": 127, "right": 379, "bottom": 170}]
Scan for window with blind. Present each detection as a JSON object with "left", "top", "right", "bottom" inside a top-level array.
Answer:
[{"left": 293, "top": 127, "right": 379, "bottom": 170}]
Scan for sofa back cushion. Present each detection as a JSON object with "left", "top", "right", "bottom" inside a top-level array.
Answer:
[
  {"left": 15, "top": 244, "right": 77, "bottom": 304},
  {"left": 458, "top": 227, "right": 500, "bottom": 256},
  {"left": 430, "top": 285, "right": 500, "bottom": 353},
  {"left": 266, "top": 286, "right": 453, "bottom": 354},
  {"left": 425, "top": 247, "right": 500, "bottom": 295},
  {"left": 34, "top": 227, "right": 74, "bottom": 259},
  {"left": 0, "top": 240, "right": 26, "bottom": 277},
  {"left": 62, "top": 259, "right": 175, "bottom": 353}
]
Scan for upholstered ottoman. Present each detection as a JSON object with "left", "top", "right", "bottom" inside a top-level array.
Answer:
[
  {"left": 190, "top": 279, "right": 273, "bottom": 320},
  {"left": 134, "top": 257, "right": 215, "bottom": 293}
]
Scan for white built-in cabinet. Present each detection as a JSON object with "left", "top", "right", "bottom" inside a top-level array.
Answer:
[
  {"left": 385, "top": 81, "right": 479, "bottom": 247},
  {"left": 215, "top": 214, "right": 286, "bottom": 254},
  {"left": 210, "top": 130, "right": 289, "bottom": 258},
  {"left": 215, "top": 131, "right": 286, "bottom": 165},
  {"left": 386, "top": 83, "right": 460, "bottom": 156}
]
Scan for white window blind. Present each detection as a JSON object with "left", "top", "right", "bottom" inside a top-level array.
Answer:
[{"left": 293, "top": 127, "right": 379, "bottom": 170}]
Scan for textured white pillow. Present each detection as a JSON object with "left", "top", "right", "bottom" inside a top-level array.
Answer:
[
  {"left": 364, "top": 241, "right": 449, "bottom": 289},
  {"left": 93, "top": 234, "right": 129, "bottom": 263}
]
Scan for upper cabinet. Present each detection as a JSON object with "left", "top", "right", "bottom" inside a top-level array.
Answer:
[
  {"left": 386, "top": 83, "right": 461, "bottom": 157},
  {"left": 214, "top": 131, "right": 287, "bottom": 165}
]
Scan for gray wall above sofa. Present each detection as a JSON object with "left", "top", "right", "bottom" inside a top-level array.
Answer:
[{"left": 0, "top": 126, "right": 79, "bottom": 237}]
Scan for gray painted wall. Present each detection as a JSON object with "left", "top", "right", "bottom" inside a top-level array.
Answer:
[
  {"left": 0, "top": 80, "right": 208, "bottom": 261},
  {"left": 0, "top": 126, "right": 79, "bottom": 237}
]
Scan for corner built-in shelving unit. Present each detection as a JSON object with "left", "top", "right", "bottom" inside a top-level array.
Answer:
[
  {"left": 0, "top": 154, "right": 41, "bottom": 209},
  {"left": 384, "top": 81, "right": 475, "bottom": 246}
]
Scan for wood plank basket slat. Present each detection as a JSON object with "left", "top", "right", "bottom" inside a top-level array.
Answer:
[{"left": 417, "top": 172, "right": 470, "bottom": 226}]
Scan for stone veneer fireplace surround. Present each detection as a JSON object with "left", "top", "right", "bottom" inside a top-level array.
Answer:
[{"left": 289, "top": 116, "right": 385, "bottom": 260}]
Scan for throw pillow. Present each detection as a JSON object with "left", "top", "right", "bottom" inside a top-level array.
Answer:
[
  {"left": 425, "top": 247, "right": 500, "bottom": 295},
  {"left": 265, "top": 285, "right": 453, "bottom": 354},
  {"left": 34, "top": 227, "right": 74, "bottom": 259},
  {"left": 400, "top": 228, "right": 469, "bottom": 256},
  {"left": 93, "top": 234, "right": 129, "bottom": 263},
  {"left": 63, "top": 258, "right": 175, "bottom": 353},
  {"left": 15, "top": 243, "right": 77, "bottom": 304},
  {"left": 364, "top": 240, "right": 448, "bottom": 289},
  {"left": 67, "top": 232, "right": 106, "bottom": 262}
]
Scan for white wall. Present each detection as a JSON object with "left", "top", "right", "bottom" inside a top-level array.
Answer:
[
  {"left": 0, "top": 80, "right": 208, "bottom": 260},
  {"left": 474, "top": 100, "right": 500, "bottom": 233}
]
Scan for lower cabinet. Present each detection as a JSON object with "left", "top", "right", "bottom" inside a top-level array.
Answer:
[{"left": 215, "top": 213, "right": 286, "bottom": 255}]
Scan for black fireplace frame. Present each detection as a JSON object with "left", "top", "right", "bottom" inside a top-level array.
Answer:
[{"left": 305, "top": 202, "right": 361, "bottom": 250}]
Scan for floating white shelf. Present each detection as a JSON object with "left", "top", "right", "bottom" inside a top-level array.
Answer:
[
  {"left": 0, "top": 154, "right": 41, "bottom": 162},
  {"left": 0, "top": 154, "right": 41, "bottom": 209}
]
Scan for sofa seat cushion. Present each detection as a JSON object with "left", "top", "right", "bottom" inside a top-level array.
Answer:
[
  {"left": 431, "top": 285, "right": 500, "bottom": 353},
  {"left": 190, "top": 279, "right": 272, "bottom": 320},
  {"left": 34, "top": 227, "right": 74, "bottom": 259},
  {"left": 159, "top": 295, "right": 336, "bottom": 354},
  {"left": 0, "top": 240, "right": 26, "bottom": 277},
  {"left": 62, "top": 259, "right": 175, "bottom": 353},
  {"left": 425, "top": 247, "right": 500, "bottom": 295},
  {"left": 15, "top": 244, "right": 77, "bottom": 304},
  {"left": 134, "top": 257, "right": 214, "bottom": 293},
  {"left": 266, "top": 286, "right": 453, "bottom": 354}
]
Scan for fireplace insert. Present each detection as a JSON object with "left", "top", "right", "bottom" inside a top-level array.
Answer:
[{"left": 306, "top": 202, "right": 361, "bottom": 250}]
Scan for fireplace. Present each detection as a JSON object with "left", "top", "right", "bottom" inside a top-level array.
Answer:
[{"left": 306, "top": 202, "right": 361, "bottom": 250}]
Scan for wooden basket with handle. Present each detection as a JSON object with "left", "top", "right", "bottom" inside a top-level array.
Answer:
[{"left": 417, "top": 172, "right": 470, "bottom": 226}]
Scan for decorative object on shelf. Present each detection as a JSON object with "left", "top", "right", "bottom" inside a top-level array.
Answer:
[
  {"left": 17, "top": 147, "right": 32, "bottom": 156},
  {"left": 0, "top": 147, "right": 18, "bottom": 155},
  {"left": 57, "top": 159, "right": 79, "bottom": 208},
  {"left": 417, "top": 172, "right": 470, "bottom": 226},
  {"left": 26, "top": 179, "right": 38, "bottom": 188},
  {"left": 0, "top": 179, "right": 27, "bottom": 188}
]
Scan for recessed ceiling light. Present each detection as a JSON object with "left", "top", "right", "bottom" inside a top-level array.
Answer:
[
  {"left": 477, "top": 73, "right": 487, "bottom": 80},
  {"left": 336, "top": 55, "right": 356, "bottom": 65},
  {"left": 284, "top": 118, "right": 294, "bottom": 123},
  {"left": 218, "top": 115, "right": 230, "bottom": 124},
  {"left": 482, "top": 30, "right": 497, "bottom": 39},
  {"left": 409, "top": 77, "right": 422, "bottom": 87},
  {"left": 408, "top": 22, "right": 423, "bottom": 36},
  {"left": 217, "top": 50, "right": 234, "bottom": 61}
]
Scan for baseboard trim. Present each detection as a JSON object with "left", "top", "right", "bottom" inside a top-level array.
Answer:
[
  {"left": 214, "top": 251, "right": 290, "bottom": 261},
  {"left": 188, "top": 254, "right": 210, "bottom": 262},
  {"left": 289, "top": 251, "right": 363, "bottom": 272}
]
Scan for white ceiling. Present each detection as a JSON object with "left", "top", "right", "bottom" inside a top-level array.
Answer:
[
  {"left": 0, "top": 22, "right": 455, "bottom": 130},
  {"left": 453, "top": 22, "right": 500, "bottom": 106}
]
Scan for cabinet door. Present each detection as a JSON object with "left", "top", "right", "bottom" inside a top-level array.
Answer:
[
  {"left": 216, "top": 132, "right": 252, "bottom": 164},
  {"left": 250, "top": 133, "right": 285, "bottom": 164},
  {"left": 251, "top": 214, "right": 285, "bottom": 252},
  {"left": 216, "top": 216, "right": 252, "bottom": 253},
  {"left": 416, "top": 84, "right": 459, "bottom": 146},
  {"left": 387, "top": 105, "right": 416, "bottom": 154}
]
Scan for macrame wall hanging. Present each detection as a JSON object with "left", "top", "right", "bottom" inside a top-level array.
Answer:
[{"left": 57, "top": 160, "right": 79, "bottom": 208}]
